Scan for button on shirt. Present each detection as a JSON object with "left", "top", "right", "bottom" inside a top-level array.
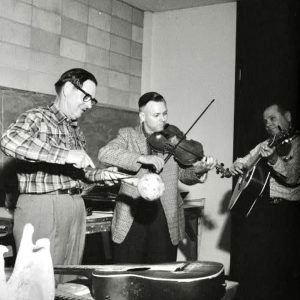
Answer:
[
  {"left": 0, "top": 104, "right": 102, "bottom": 193},
  {"left": 235, "top": 135, "right": 300, "bottom": 201}
]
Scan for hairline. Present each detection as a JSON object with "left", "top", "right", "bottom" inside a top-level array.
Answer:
[{"left": 139, "top": 99, "right": 167, "bottom": 112}]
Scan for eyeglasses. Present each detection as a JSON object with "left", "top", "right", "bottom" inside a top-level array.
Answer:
[{"left": 71, "top": 82, "right": 98, "bottom": 105}]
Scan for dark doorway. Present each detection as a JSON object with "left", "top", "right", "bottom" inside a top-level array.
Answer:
[{"left": 230, "top": 0, "right": 299, "bottom": 299}]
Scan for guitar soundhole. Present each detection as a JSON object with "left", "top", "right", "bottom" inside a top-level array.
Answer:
[{"left": 126, "top": 267, "right": 150, "bottom": 272}]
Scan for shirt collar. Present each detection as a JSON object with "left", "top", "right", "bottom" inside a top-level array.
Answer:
[
  {"left": 50, "top": 104, "right": 78, "bottom": 127},
  {"left": 141, "top": 122, "right": 151, "bottom": 138}
]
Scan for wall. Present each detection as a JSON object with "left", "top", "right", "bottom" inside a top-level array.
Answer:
[
  {"left": 0, "top": 86, "right": 139, "bottom": 208},
  {"left": 0, "top": 0, "right": 143, "bottom": 109},
  {"left": 0, "top": 0, "right": 143, "bottom": 206},
  {"left": 142, "top": 3, "right": 236, "bottom": 273}
]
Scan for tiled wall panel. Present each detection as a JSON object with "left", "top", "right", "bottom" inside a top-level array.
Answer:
[
  {"left": 0, "top": 0, "right": 143, "bottom": 109},
  {"left": 61, "top": 17, "right": 88, "bottom": 43}
]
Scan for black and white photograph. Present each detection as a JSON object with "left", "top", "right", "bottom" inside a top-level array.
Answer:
[{"left": 0, "top": 0, "right": 299, "bottom": 299}]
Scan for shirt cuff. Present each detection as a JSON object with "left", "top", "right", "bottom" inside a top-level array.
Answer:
[
  {"left": 196, "top": 172, "right": 207, "bottom": 183},
  {"left": 46, "top": 146, "right": 69, "bottom": 164}
]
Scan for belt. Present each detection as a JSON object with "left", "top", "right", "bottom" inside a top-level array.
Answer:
[
  {"left": 268, "top": 197, "right": 298, "bottom": 205},
  {"left": 269, "top": 197, "right": 285, "bottom": 204},
  {"left": 48, "top": 187, "right": 83, "bottom": 195}
]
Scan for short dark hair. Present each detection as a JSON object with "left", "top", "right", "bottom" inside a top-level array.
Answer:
[
  {"left": 54, "top": 68, "right": 97, "bottom": 95},
  {"left": 276, "top": 104, "right": 289, "bottom": 115},
  {"left": 138, "top": 92, "right": 165, "bottom": 109},
  {"left": 265, "top": 103, "right": 289, "bottom": 115}
]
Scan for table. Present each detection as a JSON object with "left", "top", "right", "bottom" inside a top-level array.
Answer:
[
  {"left": 180, "top": 198, "right": 205, "bottom": 260},
  {"left": 0, "top": 207, "right": 14, "bottom": 263},
  {"left": 1, "top": 200, "right": 205, "bottom": 263},
  {"left": 85, "top": 211, "right": 113, "bottom": 234}
]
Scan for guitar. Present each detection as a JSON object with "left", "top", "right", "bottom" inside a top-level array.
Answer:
[
  {"left": 228, "top": 128, "right": 295, "bottom": 216},
  {"left": 54, "top": 261, "right": 225, "bottom": 300},
  {"left": 55, "top": 290, "right": 91, "bottom": 300}
]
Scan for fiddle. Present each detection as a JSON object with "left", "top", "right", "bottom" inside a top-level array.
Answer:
[
  {"left": 148, "top": 123, "right": 231, "bottom": 178},
  {"left": 148, "top": 124, "right": 203, "bottom": 166},
  {"left": 274, "top": 127, "right": 298, "bottom": 158}
]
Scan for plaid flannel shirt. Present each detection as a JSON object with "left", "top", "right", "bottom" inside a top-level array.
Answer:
[{"left": 0, "top": 104, "right": 103, "bottom": 193}]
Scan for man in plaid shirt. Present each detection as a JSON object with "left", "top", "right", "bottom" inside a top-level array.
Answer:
[{"left": 0, "top": 68, "right": 125, "bottom": 283}]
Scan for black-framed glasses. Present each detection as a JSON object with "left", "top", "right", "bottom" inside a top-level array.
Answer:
[{"left": 71, "top": 82, "right": 98, "bottom": 105}]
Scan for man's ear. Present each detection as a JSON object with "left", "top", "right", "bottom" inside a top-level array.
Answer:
[
  {"left": 284, "top": 111, "right": 291, "bottom": 123},
  {"left": 62, "top": 81, "right": 73, "bottom": 97},
  {"left": 139, "top": 111, "right": 145, "bottom": 123}
]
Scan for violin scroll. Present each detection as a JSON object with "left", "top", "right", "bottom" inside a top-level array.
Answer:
[{"left": 215, "top": 162, "right": 232, "bottom": 178}]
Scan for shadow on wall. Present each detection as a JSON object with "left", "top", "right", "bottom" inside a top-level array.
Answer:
[
  {"left": 217, "top": 190, "right": 233, "bottom": 253},
  {"left": 178, "top": 190, "right": 218, "bottom": 231}
]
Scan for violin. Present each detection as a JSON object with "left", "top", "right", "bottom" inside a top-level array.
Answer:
[
  {"left": 274, "top": 127, "right": 298, "bottom": 157},
  {"left": 148, "top": 124, "right": 203, "bottom": 166},
  {"left": 148, "top": 123, "right": 231, "bottom": 178}
]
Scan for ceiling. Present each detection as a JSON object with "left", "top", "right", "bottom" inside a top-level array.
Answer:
[{"left": 122, "top": 0, "right": 235, "bottom": 12}]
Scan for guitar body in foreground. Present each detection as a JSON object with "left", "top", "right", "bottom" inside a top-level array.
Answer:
[
  {"left": 55, "top": 289, "right": 90, "bottom": 300},
  {"left": 55, "top": 261, "right": 225, "bottom": 300}
]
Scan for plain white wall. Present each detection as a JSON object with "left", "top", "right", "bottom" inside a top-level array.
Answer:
[{"left": 142, "top": 3, "right": 236, "bottom": 273}]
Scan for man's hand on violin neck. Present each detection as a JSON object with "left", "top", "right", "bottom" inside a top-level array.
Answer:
[
  {"left": 193, "top": 156, "right": 216, "bottom": 174},
  {"left": 138, "top": 155, "right": 165, "bottom": 173}
]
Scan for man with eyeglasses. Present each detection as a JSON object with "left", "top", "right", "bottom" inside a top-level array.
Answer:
[{"left": 0, "top": 68, "right": 126, "bottom": 283}]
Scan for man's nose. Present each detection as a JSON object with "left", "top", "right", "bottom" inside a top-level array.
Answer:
[
  {"left": 161, "top": 115, "right": 167, "bottom": 122},
  {"left": 85, "top": 101, "right": 93, "bottom": 109},
  {"left": 265, "top": 119, "right": 271, "bottom": 126}
]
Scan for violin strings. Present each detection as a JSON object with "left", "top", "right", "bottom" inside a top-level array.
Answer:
[{"left": 164, "top": 99, "right": 215, "bottom": 164}]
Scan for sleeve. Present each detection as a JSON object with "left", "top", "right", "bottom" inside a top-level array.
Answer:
[
  {"left": 268, "top": 137, "right": 300, "bottom": 185},
  {"left": 179, "top": 165, "right": 206, "bottom": 185},
  {"left": 235, "top": 143, "right": 262, "bottom": 168},
  {"left": 0, "top": 111, "right": 68, "bottom": 164},
  {"left": 98, "top": 128, "right": 141, "bottom": 172}
]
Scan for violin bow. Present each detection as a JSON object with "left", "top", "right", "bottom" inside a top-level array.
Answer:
[{"left": 164, "top": 98, "right": 215, "bottom": 164}]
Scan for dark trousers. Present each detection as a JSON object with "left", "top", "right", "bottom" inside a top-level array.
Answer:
[
  {"left": 235, "top": 198, "right": 300, "bottom": 300},
  {"left": 113, "top": 200, "right": 177, "bottom": 264}
]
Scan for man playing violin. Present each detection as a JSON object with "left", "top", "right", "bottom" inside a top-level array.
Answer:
[
  {"left": 98, "top": 92, "right": 216, "bottom": 263},
  {"left": 229, "top": 104, "right": 300, "bottom": 300}
]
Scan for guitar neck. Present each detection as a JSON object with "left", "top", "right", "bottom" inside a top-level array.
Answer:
[
  {"left": 54, "top": 265, "right": 98, "bottom": 279},
  {"left": 247, "top": 153, "right": 262, "bottom": 170}
]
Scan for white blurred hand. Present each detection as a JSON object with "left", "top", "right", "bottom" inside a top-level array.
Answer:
[
  {"left": 66, "top": 150, "right": 95, "bottom": 169},
  {"left": 138, "top": 155, "right": 165, "bottom": 173},
  {"left": 100, "top": 167, "right": 136, "bottom": 186},
  {"left": 229, "top": 161, "right": 246, "bottom": 175}
]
